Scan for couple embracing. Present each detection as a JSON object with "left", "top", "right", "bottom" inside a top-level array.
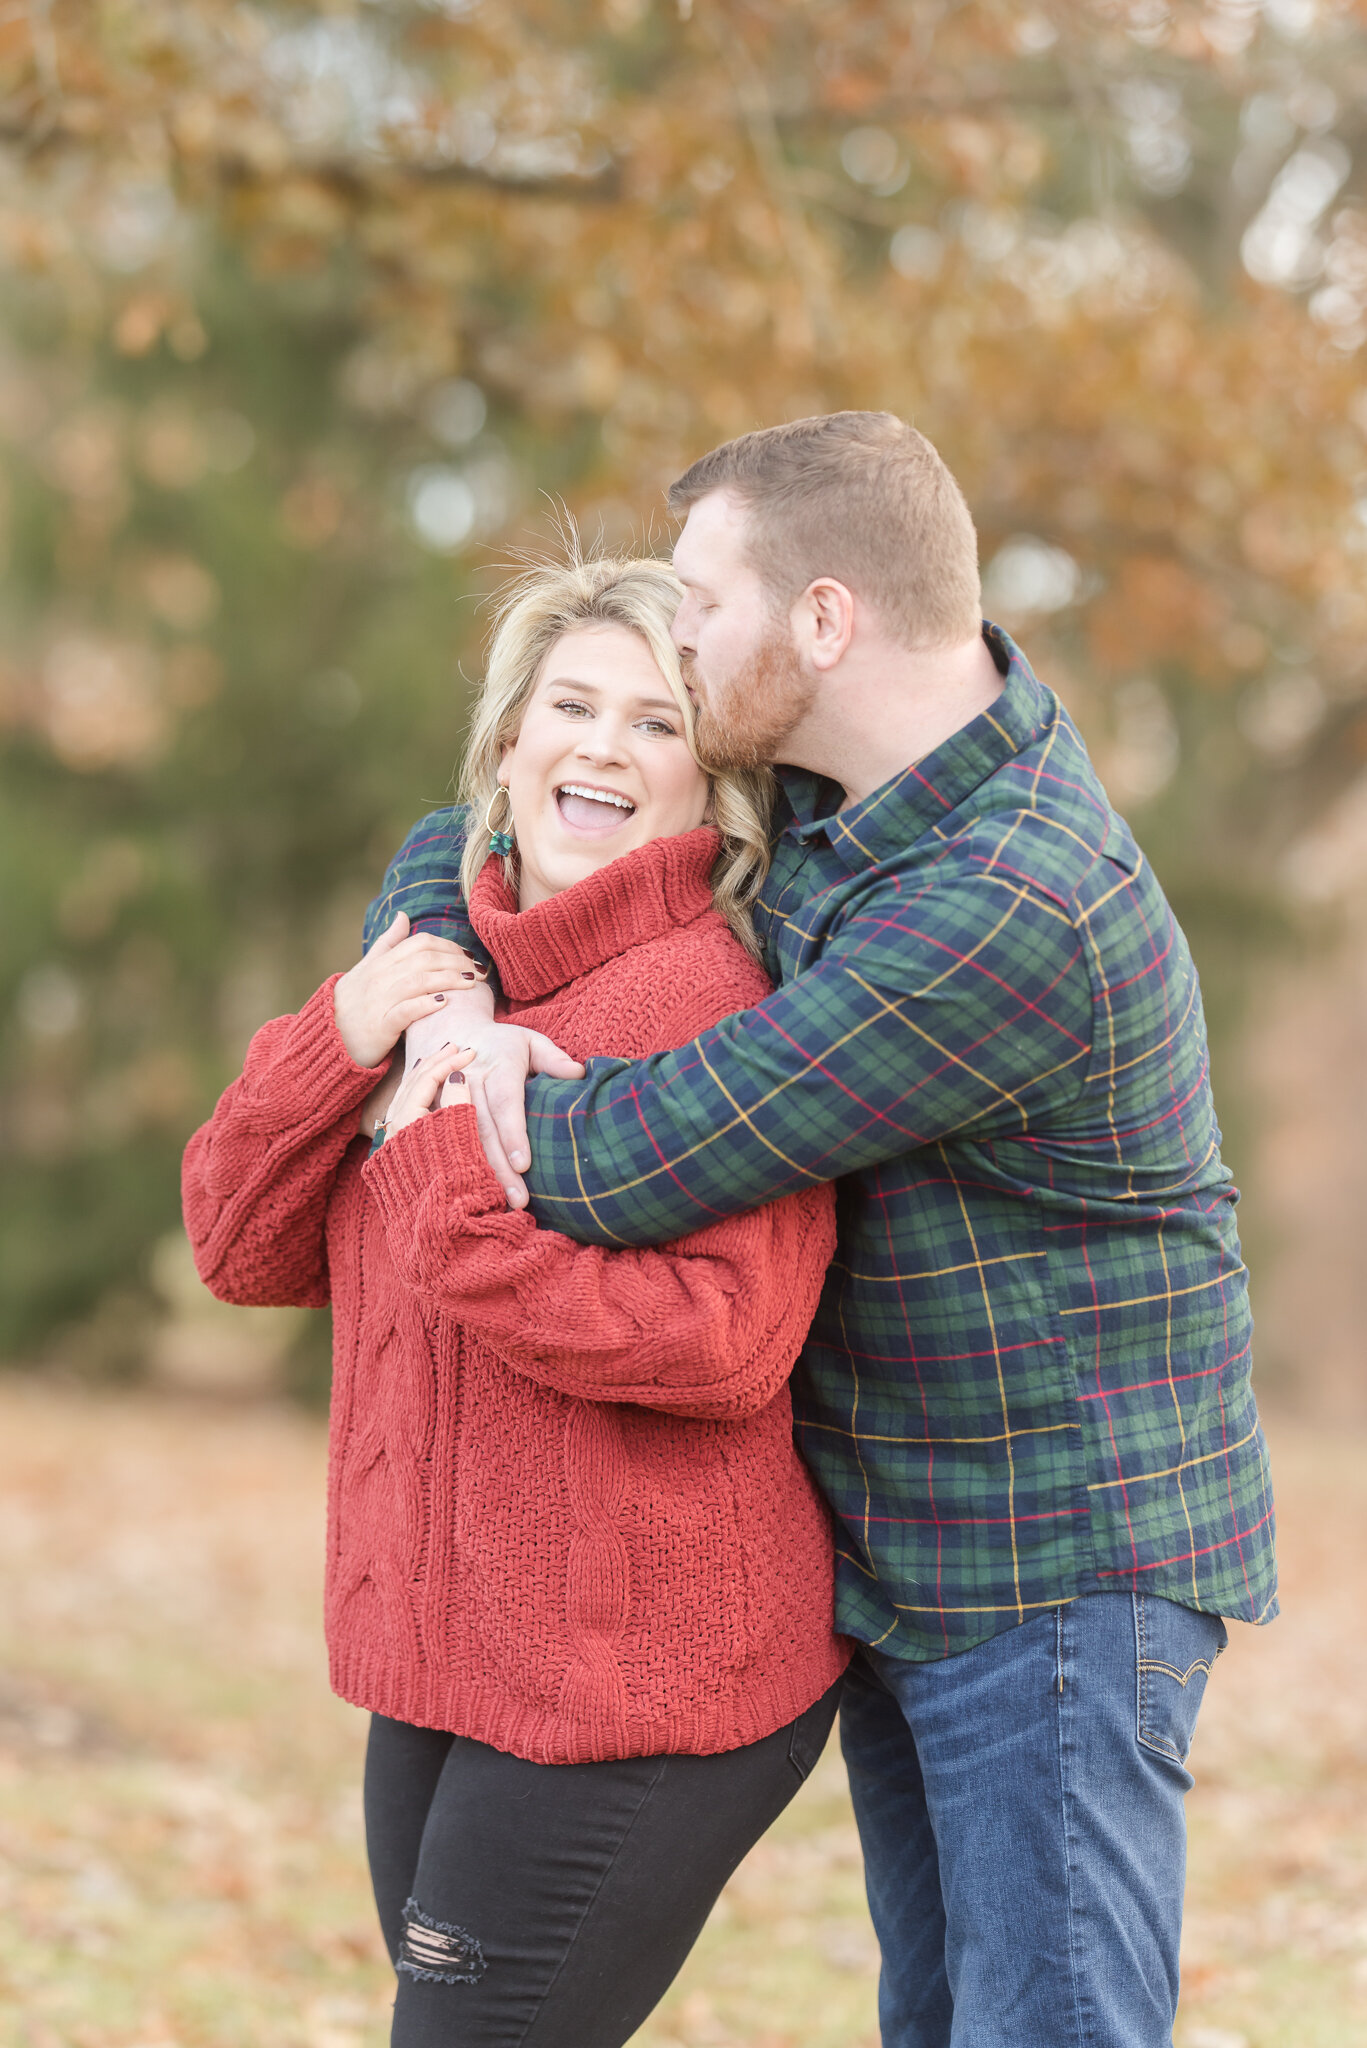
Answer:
[{"left": 184, "top": 412, "right": 1276, "bottom": 2048}]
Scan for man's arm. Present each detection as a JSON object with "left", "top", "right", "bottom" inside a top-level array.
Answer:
[
  {"left": 364, "top": 806, "right": 482, "bottom": 957},
  {"left": 516, "top": 865, "right": 1094, "bottom": 1248}
]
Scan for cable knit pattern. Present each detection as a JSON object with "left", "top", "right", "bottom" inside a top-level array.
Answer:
[{"left": 183, "top": 829, "right": 847, "bottom": 1763}]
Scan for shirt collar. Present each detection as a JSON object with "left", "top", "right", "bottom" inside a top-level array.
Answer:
[{"left": 774, "top": 623, "right": 1053, "bottom": 873}]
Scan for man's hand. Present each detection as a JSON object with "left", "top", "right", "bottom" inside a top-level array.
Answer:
[
  {"left": 333, "top": 913, "right": 488, "bottom": 1070},
  {"left": 407, "top": 1021, "right": 585, "bottom": 1208}
]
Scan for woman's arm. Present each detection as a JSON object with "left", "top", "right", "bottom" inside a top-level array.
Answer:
[
  {"left": 363, "top": 1100, "right": 836, "bottom": 1421},
  {"left": 185, "top": 914, "right": 478, "bottom": 1302},
  {"left": 183, "top": 980, "right": 388, "bottom": 1307}
]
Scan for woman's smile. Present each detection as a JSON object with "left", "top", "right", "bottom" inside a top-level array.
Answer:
[
  {"left": 501, "top": 622, "right": 712, "bottom": 909},
  {"left": 554, "top": 780, "right": 638, "bottom": 834}
]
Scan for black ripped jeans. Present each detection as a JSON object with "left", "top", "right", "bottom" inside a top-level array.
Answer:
[{"left": 363, "top": 1679, "right": 843, "bottom": 2048}]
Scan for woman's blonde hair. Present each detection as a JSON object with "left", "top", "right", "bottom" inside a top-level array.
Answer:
[{"left": 458, "top": 552, "right": 774, "bottom": 954}]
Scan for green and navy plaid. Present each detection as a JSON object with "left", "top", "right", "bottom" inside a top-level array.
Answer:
[{"left": 365, "top": 626, "right": 1277, "bottom": 1660}]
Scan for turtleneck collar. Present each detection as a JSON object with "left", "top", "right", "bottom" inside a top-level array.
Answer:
[{"left": 468, "top": 827, "right": 722, "bottom": 1002}]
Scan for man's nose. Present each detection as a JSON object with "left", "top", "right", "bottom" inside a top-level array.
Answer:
[{"left": 671, "top": 598, "right": 697, "bottom": 657}]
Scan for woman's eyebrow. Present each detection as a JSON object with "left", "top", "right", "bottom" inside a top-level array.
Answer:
[{"left": 542, "top": 677, "right": 681, "bottom": 717}]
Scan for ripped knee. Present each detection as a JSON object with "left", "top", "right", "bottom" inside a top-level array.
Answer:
[{"left": 397, "top": 1896, "right": 487, "bottom": 1986}]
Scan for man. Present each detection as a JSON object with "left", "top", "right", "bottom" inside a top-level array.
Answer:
[{"left": 365, "top": 413, "right": 1276, "bottom": 2047}]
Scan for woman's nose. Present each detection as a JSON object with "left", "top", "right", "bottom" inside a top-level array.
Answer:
[{"left": 576, "top": 724, "right": 631, "bottom": 764}]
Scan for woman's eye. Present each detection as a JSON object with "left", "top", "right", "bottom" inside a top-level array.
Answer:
[
  {"left": 638, "top": 718, "right": 678, "bottom": 737},
  {"left": 554, "top": 698, "right": 591, "bottom": 717}
]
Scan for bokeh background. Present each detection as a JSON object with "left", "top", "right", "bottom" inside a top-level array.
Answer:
[{"left": 2, "top": 5, "right": 1366, "bottom": 2046}]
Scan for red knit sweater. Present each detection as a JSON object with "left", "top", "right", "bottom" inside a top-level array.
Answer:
[{"left": 183, "top": 828, "right": 847, "bottom": 1764}]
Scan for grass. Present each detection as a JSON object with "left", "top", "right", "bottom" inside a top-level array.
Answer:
[{"left": 0, "top": 1380, "right": 1363, "bottom": 2048}]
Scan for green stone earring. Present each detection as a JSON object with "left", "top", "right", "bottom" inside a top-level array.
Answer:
[{"left": 485, "top": 784, "right": 515, "bottom": 858}]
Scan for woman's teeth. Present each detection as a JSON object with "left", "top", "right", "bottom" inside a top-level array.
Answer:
[{"left": 555, "top": 784, "right": 637, "bottom": 831}]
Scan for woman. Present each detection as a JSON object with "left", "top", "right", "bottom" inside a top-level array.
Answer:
[{"left": 182, "top": 555, "right": 848, "bottom": 2048}]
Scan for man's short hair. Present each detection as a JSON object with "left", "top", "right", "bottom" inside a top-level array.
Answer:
[{"left": 668, "top": 411, "right": 981, "bottom": 650}]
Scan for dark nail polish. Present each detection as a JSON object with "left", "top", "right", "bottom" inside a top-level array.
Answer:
[{"left": 434, "top": 993, "right": 446, "bottom": 1003}]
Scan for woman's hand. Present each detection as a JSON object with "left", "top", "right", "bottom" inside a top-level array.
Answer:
[
  {"left": 379, "top": 1044, "right": 478, "bottom": 1141},
  {"left": 407, "top": 1023, "right": 586, "bottom": 1211},
  {"left": 333, "top": 914, "right": 487, "bottom": 1069}
]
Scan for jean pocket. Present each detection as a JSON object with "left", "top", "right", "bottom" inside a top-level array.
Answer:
[{"left": 1134, "top": 1594, "right": 1228, "bottom": 1765}]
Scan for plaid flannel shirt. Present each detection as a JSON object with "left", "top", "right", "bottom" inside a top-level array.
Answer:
[{"left": 365, "top": 626, "right": 1276, "bottom": 1660}]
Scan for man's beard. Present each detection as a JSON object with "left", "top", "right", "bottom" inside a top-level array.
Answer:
[{"left": 686, "top": 625, "right": 817, "bottom": 773}]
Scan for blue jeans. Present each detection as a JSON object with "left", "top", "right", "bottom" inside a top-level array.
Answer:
[{"left": 839, "top": 1592, "right": 1228, "bottom": 2048}]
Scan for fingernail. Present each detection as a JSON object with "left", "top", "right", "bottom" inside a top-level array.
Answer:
[{"left": 434, "top": 993, "right": 446, "bottom": 1004}]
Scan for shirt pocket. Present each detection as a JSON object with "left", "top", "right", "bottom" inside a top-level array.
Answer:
[{"left": 1134, "top": 1592, "right": 1228, "bottom": 1766}]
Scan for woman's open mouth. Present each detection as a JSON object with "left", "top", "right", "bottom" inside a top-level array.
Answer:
[{"left": 555, "top": 783, "right": 638, "bottom": 835}]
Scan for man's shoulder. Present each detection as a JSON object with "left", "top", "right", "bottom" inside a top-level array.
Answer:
[{"left": 942, "top": 716, "right": 1139, "bottom": 915}]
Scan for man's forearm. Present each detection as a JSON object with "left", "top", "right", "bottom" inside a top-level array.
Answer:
[{"left": 517, "top": 901, "right": 1092, "bottom": 1248}]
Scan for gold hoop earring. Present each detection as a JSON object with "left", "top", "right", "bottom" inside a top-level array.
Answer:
[{"left": 485, "top": 784, "right": 515, "bottom": 857}]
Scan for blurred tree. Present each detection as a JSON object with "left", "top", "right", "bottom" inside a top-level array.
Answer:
[{"left": 1, "top": 0, "right": 1364, "bottom": 1374}]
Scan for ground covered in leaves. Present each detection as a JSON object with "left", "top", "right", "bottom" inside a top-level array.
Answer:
[{"left": 0, "top": 1380, "right": 1362, "bottom": 2048}]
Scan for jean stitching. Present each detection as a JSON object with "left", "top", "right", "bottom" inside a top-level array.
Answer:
[
  {"left": 1134, "top": 1595, "right": 1220, "bottom": 1763},
  {"left": 1138, "top": 1656, "right": 1215, "bottom": 1688},
  {"left": 510, "top": 1755, "right": 669, "bottom": 2048},
  {"left": 1056, "top": 1604, "right": 1092, "bottom": 2047},
  {"left": 1137, "top": 1594, "right": 1183, "bottom": 1761}
]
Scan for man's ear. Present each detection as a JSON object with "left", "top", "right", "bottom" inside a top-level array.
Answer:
[{"left": 796, "top": 578, "right": 856, "bottom": 673}]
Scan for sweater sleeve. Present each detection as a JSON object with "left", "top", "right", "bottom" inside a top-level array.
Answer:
[
  {"left": 182, "top": 977, "right": 391, "bottom": 1308},
  {"left": 363, "top": 1104, "right": 836, "bottom": 1421}
]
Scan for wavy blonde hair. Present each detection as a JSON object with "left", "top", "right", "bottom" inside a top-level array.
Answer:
[{"left": 458, "top": 552, "right": 774, "bottom": 955}]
